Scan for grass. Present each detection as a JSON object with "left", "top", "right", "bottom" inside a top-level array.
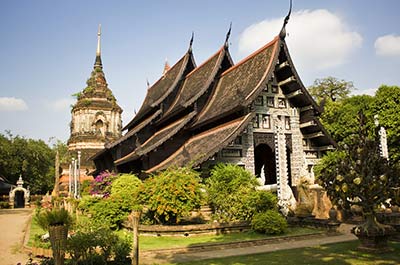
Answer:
[
  {"left": 28, "top": 216, "right": 46, "bottom": 247},
  {"left": 117, "top": 227, "right": 323, "bottom": 251},
  {"left": 29, "top": 216, "right": 322, "bottom": 251},
  {"left": 167, "top": 241, "right": 400, "bottom": 265}
]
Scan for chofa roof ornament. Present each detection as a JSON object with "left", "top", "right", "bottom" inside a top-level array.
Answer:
[
  {"left": 279, "top": 0, "right": 292, "bottom": 40},
  {"left": 224, "top": 22, "right": 232, "bottom": 48},
  {"left": 188, "top": 31, "right": 194, "bottom": 53}
]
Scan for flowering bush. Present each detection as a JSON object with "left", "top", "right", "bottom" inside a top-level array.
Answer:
[
  {"left": 80, "top": 173, "right": 142, "bottom": 229},
  {"left": 89, "top": 171, "right": 116, "bottom": 197},
  {"left": 140, "top": 167, "right": 203, "bottom": 224}
]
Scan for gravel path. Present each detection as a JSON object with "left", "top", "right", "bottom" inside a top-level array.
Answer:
[{"left": 0, "top": 208, "right": 33, "bottom": 265}]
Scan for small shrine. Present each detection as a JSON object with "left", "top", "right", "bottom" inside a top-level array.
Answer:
[{"left": 9, "top": 176, "right": 30, "bottom": 208}]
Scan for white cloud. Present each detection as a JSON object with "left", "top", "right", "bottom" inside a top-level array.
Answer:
[
  {"left": 238, "top": 9, "right": 363, "bottom": 70},
  {"left": 50, "top": 98, "right": 74, "bottom": 111},
  {"left": 0, "top": 97, "right": 28, "bottom": 111},
  {"left": 352, "top": 87, "right": 377, "bottom": 96},
  {"left": 375, "top": 34, "right": 400, "bottom": 57}
]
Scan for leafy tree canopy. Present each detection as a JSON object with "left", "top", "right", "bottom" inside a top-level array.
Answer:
[
  {"left": 320, "top": 95, "right": 375, "bottom": 145},
  {"left": 315, "top": 113, "right": 399, "bottom": 215},
  {"left": 372, "top": 85, "right": 400, "bottom": 162},
  {"left": 308, "top": 76, "right": 355, "bottom": 104},
  {"left": 0, "top": 131, "right": 67, "bottom": 194},
  {"left": 317, "top": 83, "right": 400, "bottom": 161}
]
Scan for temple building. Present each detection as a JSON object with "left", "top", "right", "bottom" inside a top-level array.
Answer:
[
  {"left": 67, "top": 25, "right": 122, "bottom": 173},
  {"left": 92, "top": 12, "right": 335, "bottom": 211}
]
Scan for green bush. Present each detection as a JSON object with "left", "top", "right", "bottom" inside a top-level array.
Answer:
[
  {"left": 66, "top": 226, "right": 130, "bottom": 265},
  {"left": 140, "top": 167, "right": 203, "bottom": 224},
  {"left": 110, "top": 174, "right": 142, "bottom": 203},
  {"left": 35, "top": 208, "right": 73, "bottom": 230},
  {"left": 80, "top": 179, "right": 92, "bottom": 196},
  {"left": 251, "top": 210, "right": 287, "bottom": 235},
  {"left": 206, "top": 164, "right": 260, "bottom": 222},
  {"left": 0, "top": 201, "right": 10, "bottom": 208},
  {"left": 83, "top": 195, "right": 132, "bottom": 230},
  {"left": 246, "top": 190, "right": 278, "bottom": 213},
  {"left": 78, "top": 174, "right": 142, "bottom": 229}
]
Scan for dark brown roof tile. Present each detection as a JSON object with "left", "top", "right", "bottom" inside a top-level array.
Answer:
[
  {"left": 146, "top": 113, "right": 254, "bottom": 172},
  {"left": 114, "top": 111, "right": 197, "bottom": 165},
  {"left": 194, "top": 37, "right": 279, "bottom": 127}
]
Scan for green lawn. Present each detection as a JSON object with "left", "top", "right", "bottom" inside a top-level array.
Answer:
[
  {"left": 118, "top": 227, "right": 323, "bottom": 251},
  {"left": 30, "top": 216, "right": 322, "bottom": 251},
  {"left": 168, "top": 241, "right": 400, "bottom": 265},
  {"left": 27, "top": 216, "right": 46, "bottom": 247}
]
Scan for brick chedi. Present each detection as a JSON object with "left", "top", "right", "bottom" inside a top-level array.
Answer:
[{"left": 68, "top": 25, "right": 122, "bottom": 170}]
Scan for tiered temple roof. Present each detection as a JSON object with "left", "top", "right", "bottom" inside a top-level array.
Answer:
[{"left": 92, "top": 20, "right": 335, "bottom": 175}]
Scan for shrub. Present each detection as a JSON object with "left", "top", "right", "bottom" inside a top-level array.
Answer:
[
  {"left": 35, "top": 208, "right": 73, "bottom": 230},
  {"left": 140, "top": 166, "right": 203, "bottom": 224},
  {"left": 67, "top": 217, "right": 130, "bottom": 264},
  {"left": 206, "top": 164, "right": 260, "bottom": 222},
  {"left": 246, "top": 190, "right": 278, "bottom": 213},
  {"left": 83, "top": 195, "right": 132, "bottom": 229},
  {"left": 78, "top": 174, "right": 142, "bottom": 229},
  {"left": 110, "top": 174, "right": 142, "bottom": 203},
  {"left": 66, "top": 226, "right": 130, "bottom": 265},
  {"left": 80, "top": 179, "right": 92, "bottom": 196},
  {"left": 0, "top": 201, "right": 10, "bottom": 208},
  {"left": 89, "top": 171, "right": 116, "bottom": 197},
  {"left": 251, "top": 210, "right": 287, "bottom": 235}
]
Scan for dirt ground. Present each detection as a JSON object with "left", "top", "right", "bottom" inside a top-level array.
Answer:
[{"left": 0, "top": 208, "right": 33, "bottom": 265}]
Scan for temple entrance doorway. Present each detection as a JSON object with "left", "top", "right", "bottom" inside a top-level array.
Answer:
[
  {"left": 15, "top": 190, "right": 25, "bottom": 208},
  {"left": 254, "top": 144, "right": 276, "bottom": 185}
]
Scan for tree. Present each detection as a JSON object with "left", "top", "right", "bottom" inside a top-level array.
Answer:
[
  {"left": 0, "top": 131, "right": 71, "bottom": 194},
  {"left": 308, "top": 76, "right": 354, "bottom": 103},
  {"left": 320, "top": 95, "right": 375, "bottom": 145},
  {"left": 315, "top": 113, "right": 399, "bottom": 251},
  {"left": 0, "top": 132, "right": 55, "bottom": 194},
  {"left": 372, "top": 85, "right": 400, "bottom": 162}
]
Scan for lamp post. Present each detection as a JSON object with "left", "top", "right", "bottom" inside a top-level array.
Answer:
[{"left": 77, "top": 151, "right": 81, "bottom": 199}]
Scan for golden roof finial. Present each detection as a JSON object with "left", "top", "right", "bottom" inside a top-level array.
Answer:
[{"left": 162, "top": 58, "right": 171, "bottom": 75}]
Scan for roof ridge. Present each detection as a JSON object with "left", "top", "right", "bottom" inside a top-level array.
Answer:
[
  {"left": 185, "top": 46, "right": 224, "bottom": 79},
  {"left": 221, "top": 36, "right": 279, "bottom": 77}
]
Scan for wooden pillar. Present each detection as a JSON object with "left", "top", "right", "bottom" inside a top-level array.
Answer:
[{"left": 130, "top": 210, "right": 141, "bottom": 265}]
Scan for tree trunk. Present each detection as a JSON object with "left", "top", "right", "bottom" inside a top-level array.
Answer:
[{"left": 351, "top": 212, "right": 394, "bottom": 253}]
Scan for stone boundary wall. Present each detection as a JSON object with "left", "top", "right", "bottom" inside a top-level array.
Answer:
[{"left": 123, "top": 222, "right": 251, "bottom": 237}]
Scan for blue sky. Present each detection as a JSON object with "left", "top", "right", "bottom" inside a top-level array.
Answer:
[{"left": 0, "top": 0, "right": 399, "bottom": 143}]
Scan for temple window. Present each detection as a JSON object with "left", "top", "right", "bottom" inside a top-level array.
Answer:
[
  {"left": 234, "top": 136, "right": 242, "bottom": 145},
  {"left": 267, "top": 97, "right": 275, "bottom": 107},
  {"left": 253, "top": 115, "right": 260, "bottom": 128},
  {"left": 285, "top": 116, "right": 291, "bottom": 130},
  {"left": 221, "top": 149, "right": 242, "bottom": 157},
  {"left": 95, "top": 119, "right": 104, "bottom": 135},
  {"left": 255, "top": 96, "right": 263, "bottom": 106},
  {"left": 278, "top": 98, "right": 286, "bottom": 108},
  {"left": 262, "top": 114, "right": 271, "bottom": 129}
]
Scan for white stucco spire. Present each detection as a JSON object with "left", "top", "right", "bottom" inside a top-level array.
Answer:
[{"left": 97, "top": 24, "right": 101, "bottom": 56}]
